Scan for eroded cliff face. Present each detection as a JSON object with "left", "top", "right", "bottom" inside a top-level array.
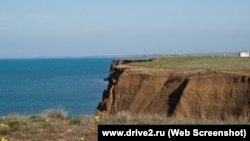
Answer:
[{"left": 96, "top": 59, "right": 250, "bottom": 120}]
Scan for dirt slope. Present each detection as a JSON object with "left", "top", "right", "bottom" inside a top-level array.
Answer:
[{"left": 96, "top": 59, "right": 250, "bottom": 120}]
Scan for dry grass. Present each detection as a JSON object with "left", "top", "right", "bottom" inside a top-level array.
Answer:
[
  {"left": 128, "top": 56, "right": 250, "bottom": 71},
  {"left": 0, "top": 110, "right": 249, "bottom": 141}
]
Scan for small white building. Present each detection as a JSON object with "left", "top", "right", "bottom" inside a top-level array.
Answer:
[{"left": 239, "top": 51, "right": 249, "bottom": 57}]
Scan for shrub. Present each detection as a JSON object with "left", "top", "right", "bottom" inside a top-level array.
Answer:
[
  {"left": 8, "top": 120, "right": 20, "bottom": 132},
  {"left": 43, "top": 107, "right": 68, "bottom": 119},
  {"left": 69, "top": 118, "right": 81, "bottom": 125}
]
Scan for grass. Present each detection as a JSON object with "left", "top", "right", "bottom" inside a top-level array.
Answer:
[
  {"left": 128, "top": 56, "right": 250, "bottom": 71},
  {"left": 0, "top": 109, "right": 249, "bottom": 141}
]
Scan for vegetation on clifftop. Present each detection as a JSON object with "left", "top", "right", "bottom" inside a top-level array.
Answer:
[{"left": 128, "top": 56, "right": 250, "bottom": 71}]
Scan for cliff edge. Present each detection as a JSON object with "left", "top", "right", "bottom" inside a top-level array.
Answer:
[{"left": 96, "top": 57, "right": 250, "bottom": 120}]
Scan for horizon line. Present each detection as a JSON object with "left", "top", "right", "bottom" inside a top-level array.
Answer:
[{"left": 0, "top": 51, "right": 241, "bottom": 59}]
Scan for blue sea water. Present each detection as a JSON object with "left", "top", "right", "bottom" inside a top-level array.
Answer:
[{"left": 0, "top": 57, "right": 113, "bottom": 117}]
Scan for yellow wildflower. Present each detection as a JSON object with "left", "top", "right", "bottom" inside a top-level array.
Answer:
[
  {"left": 95, "top": 116, "right": 100, "bottom": 122},
  {"left": 66, "top": 129, "right": 73, "bottom": 134},
  {"left": 1, "top": 137, "right": 8, "bottom": 141},
  {"left": 39, "top": 128, "right": 43, "bottom": 133},
  {"left": 0, "top": 123, "right": 8, "bottom": 128}
]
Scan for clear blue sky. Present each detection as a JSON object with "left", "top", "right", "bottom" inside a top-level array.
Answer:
[{"left": 0, "top": 0, "right": 249, "bottom": 58}]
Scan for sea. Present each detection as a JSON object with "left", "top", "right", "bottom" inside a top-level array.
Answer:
[
  {"left": 0, "top": 57, "right": 114, "bottom": 117},
  {"left": 0, "top": 52, "right": 239, "bottom": 117}
]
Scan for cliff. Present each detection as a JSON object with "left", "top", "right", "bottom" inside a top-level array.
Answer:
[{"left": 96, "top": 58, "right": 250, "bottom": 120}]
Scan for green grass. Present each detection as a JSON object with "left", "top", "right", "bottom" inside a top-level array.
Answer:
[{"left": 128, "top": 56, "right": 250, "bottom": 71}]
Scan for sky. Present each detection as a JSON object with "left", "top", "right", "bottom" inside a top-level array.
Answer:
[{"left": 0, "top": 0, "right": 250, "bottom": 58}]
